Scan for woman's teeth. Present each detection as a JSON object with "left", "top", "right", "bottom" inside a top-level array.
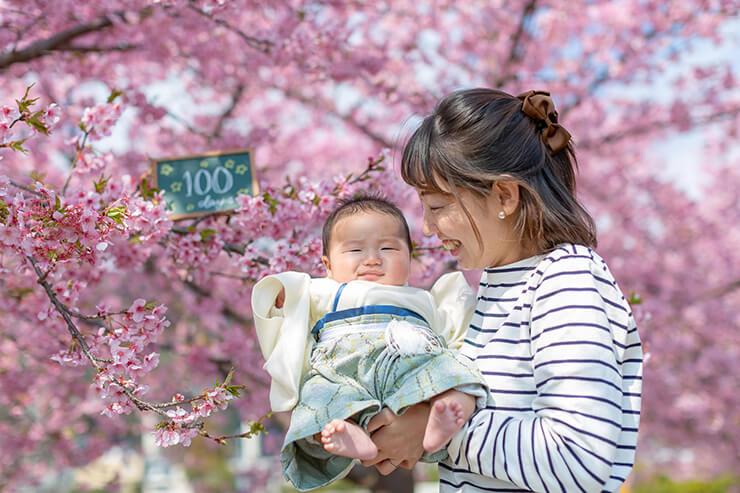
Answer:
[{"left": 442, "top": 240, "right": 461, "bottom": 251}]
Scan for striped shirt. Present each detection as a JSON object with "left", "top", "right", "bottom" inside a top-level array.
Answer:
[{"left": 441, "top": 244, "right": 642, "bottom": 493}]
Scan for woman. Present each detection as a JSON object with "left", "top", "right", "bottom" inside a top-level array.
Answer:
[{"left": 361, "top": 88, "right": 642, "bottom": 492}]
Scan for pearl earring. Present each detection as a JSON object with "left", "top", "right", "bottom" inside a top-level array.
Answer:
[{"left": 498, "top": 211, "right": 506, "bottom": 219}]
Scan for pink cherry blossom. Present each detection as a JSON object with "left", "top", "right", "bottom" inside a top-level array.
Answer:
[{"left": 127, "top": 299, "right": 147, "bottom": 323}]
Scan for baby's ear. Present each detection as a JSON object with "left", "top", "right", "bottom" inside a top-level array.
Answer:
[{"left": 321, "top": 255, "right": 331, "bottom": 276}]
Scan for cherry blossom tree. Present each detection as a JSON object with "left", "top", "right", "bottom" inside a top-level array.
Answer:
[{"left": 1, "top": 0, "right": 738, "bottom": 490}]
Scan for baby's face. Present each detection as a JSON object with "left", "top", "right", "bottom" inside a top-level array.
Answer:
[{"left": 322, "top": 211, "right": 411, "bottom": 286}]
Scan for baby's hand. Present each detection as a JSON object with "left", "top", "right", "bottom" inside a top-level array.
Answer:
[{"left": 275, "top": 287, "right": 285, "bottom": 309}]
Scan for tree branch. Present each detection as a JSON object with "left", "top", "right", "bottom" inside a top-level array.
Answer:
[
  {"left": 164, "top": 84, "right": 245, "bottom": 143},
  {"left": 282, "top": 88, "right": 393, "bottom": 148},
  {"left": 186, "top": 5, "right": 274, "bottom": 54},
  {"left": 27, "top": 255, "right": 246, "bottom": 423},
  {"left": 182, "top": 279, "right": 253, "bottom": 326},
  {"left": 492, "top": 0, "right": 538, "bottom": 87},
  {"left": 9, "top": 13, "right": 47, "bottom": 54},
  {"left": 8, "top": 179, "right": 43, "bottom": 197},
  {"left": 577, "top": 107, "right": 740, "bottom": 150},
  {"left": 210, "top": 85, "right": 245, "bottom": 142},
  {"left": 697, "top": 278, "right": 740, "bottom": 301},
  {"left": 28, "top": 256, "right": 99, "bottom": 362},
  {"left": 54, "top": 43, "right": 138, "bottom": 54},
  {"left": 559, "top": 21, "right": 669, "bottom": 119},
  {"left": 1, "top": 17, "right": 109, "bottom": 69},
  {"left": 0, "top": 8, "right": 153, "bottom": 70},
  {"left": 209, "top": 357, "right": 268, "bottom": 390},
  {"left": 164, "top": 108, "right": 212, "bottom": 140}
]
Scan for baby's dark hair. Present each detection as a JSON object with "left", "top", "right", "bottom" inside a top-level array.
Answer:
[
  {"left": 401, "top": 88, "right": 596, "bottom": 253},
  {"left": 322, "top": 194, "right": 413, "bottom": 256}
]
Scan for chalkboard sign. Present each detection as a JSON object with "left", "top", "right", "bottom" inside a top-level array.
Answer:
[{"left": 151, "top": 149, "right": 258, "bottom": 220}]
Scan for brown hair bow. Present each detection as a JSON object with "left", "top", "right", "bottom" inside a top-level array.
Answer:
[{"left": 517, "top": 90, "right": 571, "bottom": 155}]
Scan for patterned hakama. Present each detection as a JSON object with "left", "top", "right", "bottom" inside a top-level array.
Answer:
[{"left": 281, "top": 290, "right": 488, "bottom": 491}]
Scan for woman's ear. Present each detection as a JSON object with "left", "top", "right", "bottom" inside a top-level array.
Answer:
[{"left": 492, "top": 181, "right": 521, "bottom": 216}]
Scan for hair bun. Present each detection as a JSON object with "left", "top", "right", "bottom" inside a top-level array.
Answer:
[{"left": 517, "top": 90, "right": 571, "bottom": 155}]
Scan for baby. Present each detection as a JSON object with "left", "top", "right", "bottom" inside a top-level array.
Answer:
[{"left": 252, "top": 195, "right": 489, "bottom": 491}]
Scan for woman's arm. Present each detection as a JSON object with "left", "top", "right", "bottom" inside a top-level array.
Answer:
[
  {"left": 360, "top": 403, "right": 431, "bottom": 474},
  {"left": 446, "top": 255, "right": 642, "bottom": 492}
]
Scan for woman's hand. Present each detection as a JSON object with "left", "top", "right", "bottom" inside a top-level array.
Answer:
[{"left": 361, "top": 403, "right": 430, "bottom": 475}]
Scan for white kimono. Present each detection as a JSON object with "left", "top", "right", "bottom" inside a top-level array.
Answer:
[
  {"left": 252, "top": 271, "right": 489, "bottom": 491},
  {"left": 252, "top": 271, "right": 477, "bottom": 412}
]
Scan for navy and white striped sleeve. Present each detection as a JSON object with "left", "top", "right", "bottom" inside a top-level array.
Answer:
[{"left": 446, "top": 254, "right": 639, "bottom": 492}]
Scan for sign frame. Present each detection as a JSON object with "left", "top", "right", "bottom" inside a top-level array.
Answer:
[{"left": 149, "top": 148, "right": 259, "bottom": 220}]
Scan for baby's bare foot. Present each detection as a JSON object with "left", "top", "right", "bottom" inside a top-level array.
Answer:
[
  {"left": 320, "top": 419, "right": 378, "bottom": 460},
  {"left": 423, "top": 400, "right": 466, "bottom": 453}
]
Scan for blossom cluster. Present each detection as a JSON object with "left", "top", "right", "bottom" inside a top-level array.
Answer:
[
  {"left": 233, "top": 164, "right": 402, "bottom": 281},
  {"left": 0, "top": 94, "right": 60, "bottom": 150},
  {"left": 79, "top": 101, "right": 124, "bottom": 140},
  {"left": 154, "top": 385, "right": 238, "bottom": 447},
  {"left": 0, "top": 88, "right": 247, "bottom": 461},
  {"left": 0, "top": 186, "right": 124, "bottom": 268}
]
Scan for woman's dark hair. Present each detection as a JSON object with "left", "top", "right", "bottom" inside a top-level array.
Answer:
[
  {"left": 401, "top": 88, "right": 596, "bottom": 252},
  {"left": 322, "top": 194, "right": 413, "bottom": 256}
]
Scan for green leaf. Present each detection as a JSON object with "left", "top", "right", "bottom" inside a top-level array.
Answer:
[
  {"left": 199, "top": 229, "right": 216, "bottom": 241},
  {"left": 138, "top": 177, "right": 160, "bottom": 200},
  {"left": 7, "top": 287, "right": 34, "bottom": 299},
  {"left": 628, "top": 292, "right": 643, "bottom": 305},
  {"left": 262, "top": 191, "right": 278, "bottom": 215},
  {"left": 21, "top": 83, "right": 34, "bottom": 100},
  {"left": 8, "top": 139, "right": 28, "bottom": 153},
  {"left": 94, "top": 175, "right": 110, "bottom": 194},
  {"left": 26, "top": 111, "right": 49, "bottom": 135},
  {"left": 105, "top": 206, "right": 127, "bottom": 226},
  {"left": 241, "top": 412, "right": 273, "bottom": 439},
  {"left": 224, "top": 385, "right": 242, "bottom": 398},
  {"left": 106, "top": 206, "right": 129, "bottom": 225},
  {"left": 16, "top": 95, "right": 39, "bottom": 114},
  {"left": 144, "top": 301, "right": 158, "bottom": 310},
  {"left": 107, "top": 89, "right": 123, "bottom": 103},
  {"left": 223, "top": 367, "right": 235, "bottom": 385},
  {"left": 30, "top": 170, "right": 45, "bottom": 182}
]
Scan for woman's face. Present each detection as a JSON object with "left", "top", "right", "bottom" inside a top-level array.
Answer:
[{"left": 418, "top": 185, "right": 528, "bottom": 269}]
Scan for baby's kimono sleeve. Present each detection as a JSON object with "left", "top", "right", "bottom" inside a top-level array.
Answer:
[
  {"left": 251, "top": 271, "right": 314, "bottom": 412},
  {"left": 429, "top": 271, "right": 476, "bottom": 351}
]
